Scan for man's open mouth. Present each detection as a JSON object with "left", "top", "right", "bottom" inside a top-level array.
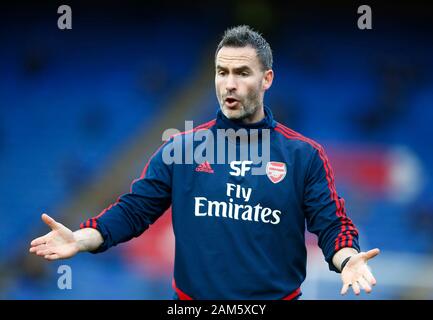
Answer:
[
  {"left": 225, "top": 97, "right": 238, "bottom": 103},
  {"left": 225, "top": 97, "right": 240, "bottom": 108}
]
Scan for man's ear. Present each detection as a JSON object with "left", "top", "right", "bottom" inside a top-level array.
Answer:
[{"left": 262, "top": 69, "right": 274, "bottom": 90}]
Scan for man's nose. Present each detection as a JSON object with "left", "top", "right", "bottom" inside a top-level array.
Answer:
[{"left": 225, "top": 75, "right": 237, "bottom": 91}]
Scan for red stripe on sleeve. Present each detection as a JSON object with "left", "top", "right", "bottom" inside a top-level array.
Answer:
[{"left": 275, "top": 124, "right": 357, "bottom": 251}]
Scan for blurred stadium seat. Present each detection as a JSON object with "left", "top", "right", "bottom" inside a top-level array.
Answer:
[{"left": 1, "top": 1, "right": 433, "bottom": 299}]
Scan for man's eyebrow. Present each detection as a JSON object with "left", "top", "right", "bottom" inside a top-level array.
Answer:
[
  {"left": 216, "top": 65, "right": 252, "bottom": 72},
  {"left": 216, "top": 65, "right": 227, "bottom": 70},
  {"left": 233, "top": 66, "right": 252, "bottom": 72}
]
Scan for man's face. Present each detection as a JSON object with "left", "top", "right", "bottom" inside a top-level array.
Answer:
[{"left": 215, "top": 46, "right": 273, "bottom": 122}]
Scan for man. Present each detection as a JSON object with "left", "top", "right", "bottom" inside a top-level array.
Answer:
[{"left": 29, "top": 25, "right": 379, "bottom": 299}]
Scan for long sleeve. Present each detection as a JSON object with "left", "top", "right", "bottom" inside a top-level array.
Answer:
[
  {"left": 79, "top": 140, "right": 173, "bottom": 253},
  {"left": 303, "top": 146, "right": 360, "bottom": 272}
]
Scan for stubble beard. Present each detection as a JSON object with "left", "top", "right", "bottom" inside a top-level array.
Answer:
[{"left": 219, "top": 90, "right": 262, "bottom": 122}]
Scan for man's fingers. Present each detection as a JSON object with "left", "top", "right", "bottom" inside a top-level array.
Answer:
[
  {"left": 364, "top": 248, "right": 380, "bottom": 260},
  {"left": 352, "top": 281, "right": 361, "bottom": 295},
  {"left": 340, "top": 283, "right": 350, "bottom": 295},
  {"left": 36, "top": 248, "right": 54, "bottom": 256},
  {"left": 41, "top": 213, "right": 60, "bottom": 231},
  {"left": 30, "top": 244, "right": 48, "bottom": 253},
  {"left": 30, "top": 235, "right": 48, "bottom": 246},
  {"left": 358, "top": 277, "right": 372, "bottom": 293},
  {"left": 44, "top": 254, "right": 60, "bottom": 260},
  {"left": 363, "top": 269, "right": 377, "bottom": 286}
]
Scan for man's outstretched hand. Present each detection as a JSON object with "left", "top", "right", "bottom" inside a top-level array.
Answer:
[
  {"left": 340, "top": 248, "right": 380, "bottom": 295},
  {"left": 29, "top": 213, "right": 79, "bottom": 260}
]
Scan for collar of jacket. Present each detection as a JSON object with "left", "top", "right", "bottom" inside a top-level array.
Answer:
[{"left": 215, "top": 106, "right": 277, "bottom": 131}]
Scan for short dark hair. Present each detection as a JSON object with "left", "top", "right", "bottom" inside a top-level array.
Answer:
[{"left": 215, "top": 25, "right": 273, "bottom": 71}]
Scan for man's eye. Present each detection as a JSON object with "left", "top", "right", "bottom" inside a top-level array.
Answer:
[
  {"left": 218, "top": 71, "right": 226, "bottom": 76},
  {"left": 241, "top": 72, "right": 249, "bottom": 76}
]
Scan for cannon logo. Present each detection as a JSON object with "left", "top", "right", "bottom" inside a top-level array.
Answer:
[{"left": 266, "top": 162, "right": 286, "bottom": 184}]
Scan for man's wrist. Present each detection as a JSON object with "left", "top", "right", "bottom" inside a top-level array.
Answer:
[
  {"left": 73, "top": 228, "right": 103, "bottom": 252},
  {"left": 73, "top": 230, "right": 87, "bottom": 252},
  {"left": 332, "top": 247, "right": 359, "bottom": 272},
  {"left": 340, "top": 256, "right": 352, "bottom": 271}
]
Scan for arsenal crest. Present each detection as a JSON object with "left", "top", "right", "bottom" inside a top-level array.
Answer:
[{"left": 266, "top": 162, "right": 287, "bottom": 184}]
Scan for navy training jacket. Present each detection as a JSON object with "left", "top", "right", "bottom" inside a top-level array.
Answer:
[{"left": 80, "top": 106, "right": 360, "bottom": 299}]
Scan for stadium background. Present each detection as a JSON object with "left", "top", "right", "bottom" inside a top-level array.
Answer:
[{"left": 1, "top": 1, "right": 433, "bottom": 299}]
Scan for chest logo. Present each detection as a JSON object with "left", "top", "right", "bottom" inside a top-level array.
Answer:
[
  {"left": 196, "top": 161, "right": 214, "bottom": 173},
  {"left": 266, "top": 162, "right": 286, "bottom": 184}
]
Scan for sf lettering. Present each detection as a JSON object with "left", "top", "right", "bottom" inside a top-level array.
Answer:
[{"left": 230, "top": 161, "right": 253, "bottom": 177}]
